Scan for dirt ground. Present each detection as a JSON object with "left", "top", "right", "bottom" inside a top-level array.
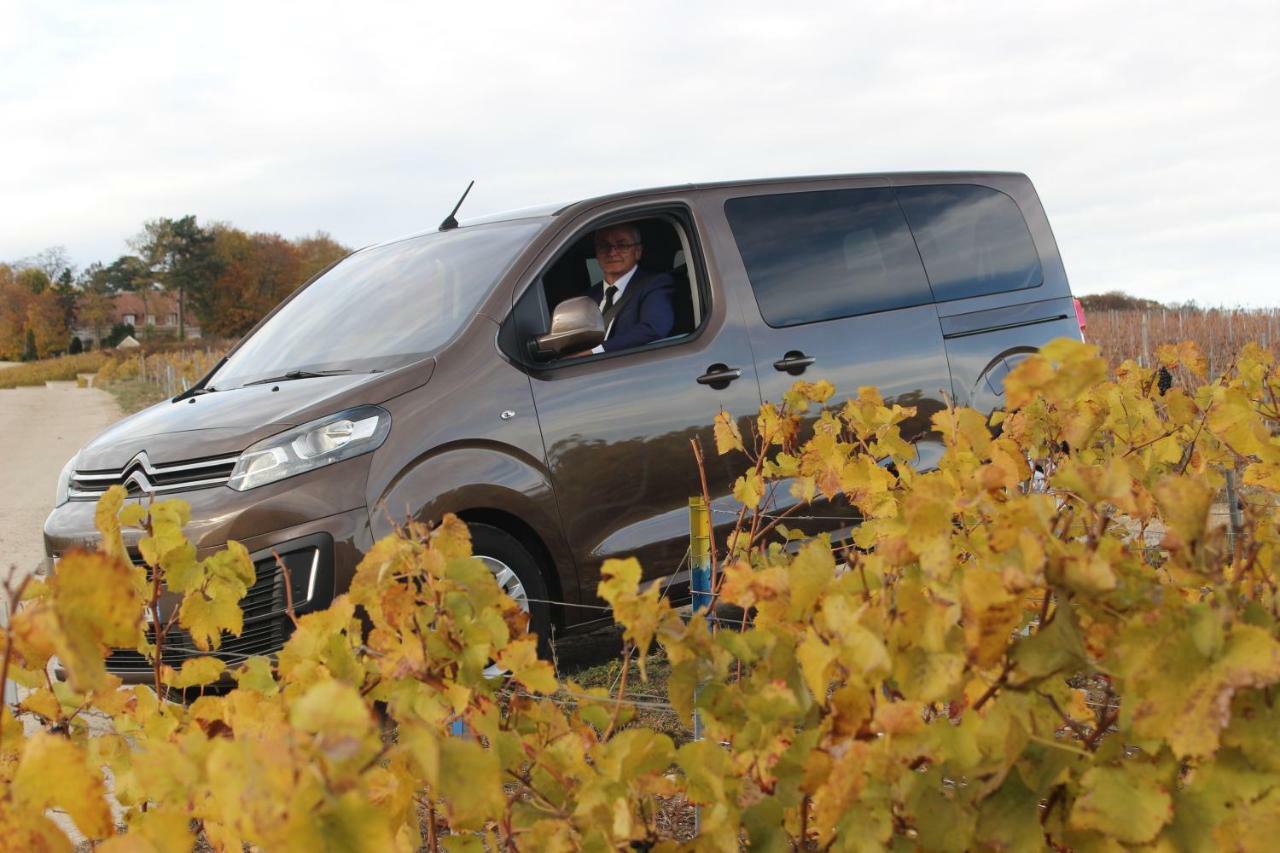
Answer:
[{"left": 0, "top": 377, "right": 123, "bottom": 585}]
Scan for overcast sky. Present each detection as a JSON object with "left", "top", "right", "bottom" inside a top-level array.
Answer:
[{"left": 2, "top": 1, "right": 1277, "bottom": 305}]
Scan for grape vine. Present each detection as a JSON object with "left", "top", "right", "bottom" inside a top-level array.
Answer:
[{"left": 3, "top": 337, "right": 1280, "bottom": 850}]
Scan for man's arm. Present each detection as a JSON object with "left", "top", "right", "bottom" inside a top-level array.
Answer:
[{"left": 600, "top": 275, "right": 677, "bottom": 352}]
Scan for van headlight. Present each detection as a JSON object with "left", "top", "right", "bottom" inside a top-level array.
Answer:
[
  {"left": 54, "top": 453, "right": 79, "bottom": 507},
  {"left": 228, "top": 405, "right": 391, "bottom": 491}
]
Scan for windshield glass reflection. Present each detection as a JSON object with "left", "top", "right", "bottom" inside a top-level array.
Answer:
[{"left": 210, "top": 221, "right": 542, "bottom": 389}]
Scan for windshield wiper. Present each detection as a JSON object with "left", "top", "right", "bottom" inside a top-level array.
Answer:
[
  {"left": 173, "top": 384, "right": 217, "bottom": 401},
  {"left": 244, "top": 369, "right": 352, "bottom": 387}
]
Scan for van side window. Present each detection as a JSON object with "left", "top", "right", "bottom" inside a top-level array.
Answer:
[
  {"left": 895, "top": 184, "right": 1043, "bottom": 301},
  {"left": 725, "top": 188, "right": 932, "bottom": 327},
  {"left": 513, "top": 216, "right": 703, "bottom": 361}
]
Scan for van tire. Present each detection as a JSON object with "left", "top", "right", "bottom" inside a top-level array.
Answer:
[{"left": 468, "top": 523, "right": 553, "bottom": 660}]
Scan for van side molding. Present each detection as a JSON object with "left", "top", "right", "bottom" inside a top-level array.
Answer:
[{"left": 940, "top": 301, "right": 1068, "bottom": 340}]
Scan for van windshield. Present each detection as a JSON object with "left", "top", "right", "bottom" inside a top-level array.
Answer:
[{"left": 209, "top": 220, "right": 542, "bottom": 390}]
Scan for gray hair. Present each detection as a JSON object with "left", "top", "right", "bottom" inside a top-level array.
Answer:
[{"left": 596, "top": 223, "right": 642, "bottom": 245}]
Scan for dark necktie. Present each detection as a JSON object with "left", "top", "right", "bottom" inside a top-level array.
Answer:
[{"left": 602, "top": 285, "right": 618, "bottom": 314}]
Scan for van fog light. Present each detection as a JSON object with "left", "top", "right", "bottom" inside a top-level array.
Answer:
[{"left": 228, "top": 405, "right": 390, "bottom": 491}]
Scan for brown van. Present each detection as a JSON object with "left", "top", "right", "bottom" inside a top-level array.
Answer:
[{"left": 45, "top": 172, "right": 1083, "bottom": 677}]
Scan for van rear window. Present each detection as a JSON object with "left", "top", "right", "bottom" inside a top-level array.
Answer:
[
  {"left": 725, "top": 187, "right": 934, "bottom": 327},
  {"left": 895, "top": 184, "right": 1043, "bottom": 302}
]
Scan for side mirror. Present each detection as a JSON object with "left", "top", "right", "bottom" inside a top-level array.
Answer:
[{"left": 530, "top": 296, "right": 605, "bottom": 359}]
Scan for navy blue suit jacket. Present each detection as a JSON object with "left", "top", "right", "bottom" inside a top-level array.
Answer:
[{"left": 589, "top": 268, "right": 676, "bottom": 352}]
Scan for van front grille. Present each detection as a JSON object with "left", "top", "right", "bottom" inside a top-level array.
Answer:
[
  {"left": 105, "top": 619, "right": 289, "bottom": 674},
  {"left": 70, "top": 451, "right": 238, "bottom": 499},
  {"left": 103, "top": 542, "right": 323, "bottom": 676},
  {"left": 106, "top": 559, "right": 291, "bottom": 674}
]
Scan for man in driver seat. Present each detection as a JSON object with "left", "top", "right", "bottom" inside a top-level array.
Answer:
[{"left": 587, "top": 223, "right": 676, "bottom": 354}]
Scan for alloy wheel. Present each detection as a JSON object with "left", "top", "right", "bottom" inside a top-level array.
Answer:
[
  {"left": 477, "top": 555, "right": 531, "bottom": 679},
  {"left": 477, "top": 555, "right": 530, "bottom": 612}
]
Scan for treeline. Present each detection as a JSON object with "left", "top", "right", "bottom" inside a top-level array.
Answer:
[
  {"left": 1078, "top": 291, "right": 1165, "bottom": 312},
  {"left": 1076, "top": 290, "right": 1258, "bottom": 313},
  {"left": 1, "top": 217, "right": 349, "bottom": 361}
]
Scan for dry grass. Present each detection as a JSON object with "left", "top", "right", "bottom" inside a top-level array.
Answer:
[
  {"left": 560, "top": 644, "right": 688, "bottom": 743},
  {"left": 103, "top": 377, "right": 172, "bottom": 414},
  {"left": 0, "top": 352, "right": 109, "bottom": 389}
]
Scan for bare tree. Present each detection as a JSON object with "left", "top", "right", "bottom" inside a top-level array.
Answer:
[{"left": 21, "top": 246, "right": 76, "bottom": 285}]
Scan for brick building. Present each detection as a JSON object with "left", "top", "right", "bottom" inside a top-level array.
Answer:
[{"left": 73, "top": 291, "right": 202, "bottom": 347}]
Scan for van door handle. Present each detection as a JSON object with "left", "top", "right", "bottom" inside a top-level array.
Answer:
[
  {"left": 696, "top": 364, "right": 742, "bottom": 388},
  {"left": 773, "top": 351, "right": 816, "bottom": 375}
]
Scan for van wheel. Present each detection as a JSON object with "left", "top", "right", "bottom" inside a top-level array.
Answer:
[{"left": 468, "top": 524, "right": 553, "bottom": 661}]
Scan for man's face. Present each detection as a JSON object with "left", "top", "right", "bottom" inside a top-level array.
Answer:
[{"left": 594, "top": 226, "right": 642, "bottom": 282}]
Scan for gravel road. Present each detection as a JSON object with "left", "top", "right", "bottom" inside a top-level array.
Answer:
[
  {"left": 0, "top": 379, "right": 122, "bottom": 584},
  {"left": 0, "top": 369, "right": 124, "bottom": 839}
]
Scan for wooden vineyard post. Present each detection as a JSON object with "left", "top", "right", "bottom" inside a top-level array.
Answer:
[
  {"left": 1225, "top": 469, "right": 1244, "bottom": 564},
  {"left": 1141, "top": 313, "right": 1150, "bottom": 367}
]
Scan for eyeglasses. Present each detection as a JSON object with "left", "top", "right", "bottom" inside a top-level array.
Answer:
[{"left": 594, "top": 241, "right": 640, "bottom": 255}]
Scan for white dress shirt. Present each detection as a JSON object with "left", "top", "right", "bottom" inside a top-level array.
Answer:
[{"left": 591, "top": 264, "right": 639, "bottom": 354}]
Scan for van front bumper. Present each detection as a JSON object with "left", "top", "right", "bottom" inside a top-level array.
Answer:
[{"left": 44, "top": 485, "right": 374, "bottom": 684}]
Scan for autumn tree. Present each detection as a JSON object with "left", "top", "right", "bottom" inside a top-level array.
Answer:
[
  {"left": 0, "top": 265, "right": 31, "bottom": 359},
  {"left": 203, "top": 227, "right": 349, "bottom": 337},
  {"left": 25, "top": 290, "right": 69, "bottom": 358},
  {"left": 132, "top": 216, "right": 222, "bottom": 340},
  {"left": 7, "top": 221, "right": 350, "bottom": 351},
  {"left": 0, "top": 264, "right": 48, "bottom": 359},
  {"left": 202, "top": 228, "right": 250, "bottom": 336},
  {"left": 294, "top": 231, "right": 349, "bottom": 281},
  {"left": 15, "top": 267, "right": 51, "bottom": 295}
]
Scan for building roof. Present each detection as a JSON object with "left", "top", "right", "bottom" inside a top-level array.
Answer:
[
  {"left": 108, "top": 291, "right": 181, "bottom": 316},
  {"left": 74, "top": 290, "right": 201, "bottom": 330}
]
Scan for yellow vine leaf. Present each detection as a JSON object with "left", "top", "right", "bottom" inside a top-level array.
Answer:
[
  {"left": 13, "top": 732, "right": 115, "bottom": 841},
  {"left": 797, "top": 628, "right": 835, "bottom": 702},
  {"left": 232, "top": 655, "right": 279, "bottom": 695},
  {"left": 960, "top": 569, "right": 1022, "bottom": 669},
  {"left": 47, "top": 549, "right": 144, "bottom": 692},
  {"left": 496, "top": 635, "right": 558, "bottom": 693},
  {"left": 787, "top": 541, "right": 834, "bottom": 620},
  {"left": 1069, "top": 764, "right": 1172, "bottom": 844},
  {"left": 161, "top": 655, "right": 227, "bottom": 689},
  {"left": 93, "top": 483, "right": 130, "bottom": 565},
  {"left": 178, "top": 589, "right": 242, "bottom": 652},
  {"left": 437, "top": 737, "right": 506, "bottom": 832},
  {"left": 713, "top": 409, "right": 744, "bottom": 454},
  {"left": 733, "top": 470, "right": 764, "bottom": 510},
  {"left": 99, "top": 808, "right": 192, "bottom": 853}
]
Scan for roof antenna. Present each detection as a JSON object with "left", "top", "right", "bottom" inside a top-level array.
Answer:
[{"left": 439, "top": 179, "right": 475, "bottom": 231}]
